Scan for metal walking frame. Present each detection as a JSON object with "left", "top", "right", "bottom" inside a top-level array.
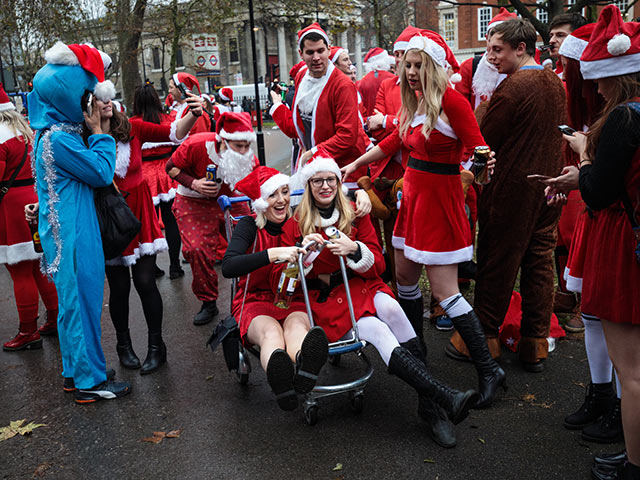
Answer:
[{"left": 216, "top": 193, "right": 373, "bottom": 426}]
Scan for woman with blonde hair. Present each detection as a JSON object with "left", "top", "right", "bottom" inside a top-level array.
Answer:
[
  {"left": 281, "top": 149, "right": 477, "bottom": 448},
  {"left": 0, "top": 84, "right": 59, "bottom": 351},
  {"left": 342, "top": 31, "right": 504, "bottom": 409}
]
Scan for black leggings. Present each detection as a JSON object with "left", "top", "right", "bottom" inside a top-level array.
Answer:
[
  {"left": 159, "top": 199, "right": 181, "bottom": 268},
  {"left": 105, "top": 254, "right": 163, "bottom": 335}
]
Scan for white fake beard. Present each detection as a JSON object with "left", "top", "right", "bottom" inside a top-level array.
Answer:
[
  {"left": 472, "top": 54, "right": 502, "bottom": 100},
  {"left": 217, "top": 144, "right": 254, "bottom": 189},
  {"left": 296, "top": 74, "right": 326, "bottom": 115}
]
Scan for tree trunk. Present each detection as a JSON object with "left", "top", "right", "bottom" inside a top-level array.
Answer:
[{"left": 117, "top": 0, "right": 147, "bottom": 111}]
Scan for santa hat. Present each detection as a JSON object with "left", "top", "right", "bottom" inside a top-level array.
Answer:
[
  {"left": 487, "top": 7, "right": 518, "bottom": 33},
  {"left": 44, "top": 41, "right": 116, "bottom": 102},
  {"left": 298, "top": 22, "right": 330, "bottom": 49},
  {"left": 111, "top": 100, "right": 126, "bottom": 113},
  {"left": 219, "top": 86, "right": 233, "bottom": 102},
  {"left": 172, "top": 72, "right": 201, "bottom": 95},
  {"left": 235, "top": 166, "right": 290, "bottom": 213},
  {"left": 330, "top": 46, "right": 348, "bottom": 64},
  {"left": 216, "top": 111, "right": 256, "bottom": 143},
  {"left": 394, "top": 26, "right": 422, "bottom": 53},
  {"left": 580, "top": 5, "right": 640, "bottom": 80},
  {"left": 559, "top": 24, "right": 595, "bottom": 61},
  {"left": 0, "top": 83, "right": 15, "bottom": 112},
  {"left": 364, "top": 47, "right": 392, "bottom": 72},
  {"left": 407, "top": 30, "right": 447, "bottom": 70},
  {"left": 292, "top": 147, "right": 348, "bottom": 195}
]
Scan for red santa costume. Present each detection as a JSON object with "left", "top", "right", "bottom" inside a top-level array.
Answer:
[
  {"left": 270, "top": 23, "right": 366, "bottom": 186},
  {"left": 169, "top": 112, "right": 256, "bottom": 307},
  {"left": 1, "top": 86, "right": 59, "bottom": 350},
  {"left": 379, "top": 34, "right": 485, "bottom": 265},
  {"left": 225, "top": 167, "right": 307, "bottom": 340},
  {"left": 357, "top": 47, "right": 396, "bottom": 117},
  {"left": 169, "top": 72, "right": 211, "bottom": 134}
]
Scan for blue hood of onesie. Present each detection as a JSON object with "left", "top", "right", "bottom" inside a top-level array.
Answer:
[{"left": 28, "top": 64, "right": 96, "bottom": 130}]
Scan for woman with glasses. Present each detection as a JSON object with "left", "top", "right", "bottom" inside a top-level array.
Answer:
[{"left": 279, "top": 149, "right": 477, "bottom": 448}]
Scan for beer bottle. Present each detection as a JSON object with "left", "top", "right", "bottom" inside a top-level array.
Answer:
[
  {"left": 28, "top": 219, "right": 43, "bottom": 253},
  {"left": 274, "top": 261, "right": 300, "bottom": 309}
]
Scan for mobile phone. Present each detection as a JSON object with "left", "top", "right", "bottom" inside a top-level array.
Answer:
[
  {"left": 177, "top": 82, "right": 191, "bottom": 100},
  {"left": 82, "top": 92, "right": 94, "bottom": 117},
  {"left": 558, "top": 125, "right": 576, "bottom": 136},
  {"left": 527, "top": 174, "right": 552, "bottom": 181}
]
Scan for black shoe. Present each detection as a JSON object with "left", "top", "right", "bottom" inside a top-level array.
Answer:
[
  {"left": 169, "top": 265, "right": 185, "bottom": 279},
  {"left": 193, "top": 301, "right": 219, "bottom": 326},
  {"left": 140, "top": 333, "right": 167, "bottom": 375},
  {"left": 293, "top": 327, "right": 328, "bottom": 394},
  {"left": 63, "top": 368, "right": 115, "bottom": 392},
  {"left": 398, "top": 296, "right": 425, "bottom": 347},
  {"left": 592, "top": 462, "right": 640, "bottom": 480},
  {"left": 564, "top": 382, "right": 615, "bottom": 430},
  {"left": 449, "top": 310, "right": 506, "bottom": 409},
  {"left": 594, "top": 451, "right": 627, "bottom": 468},
  {"left": 155, "top": 265, "right": 165, "bottom": 278},
  {"left": 388, "top": 346, "right": 478, "bottom": 425},
  {"left": 116, "top": 329, "right": 141, "bottom": 369},
  {"left": 418, "top": 396, "right": 457, "bottom": 448},
  {"left": 521, "top": 358, "right": 546, "bottom": 373},
  {"left": 266, "top": 349, "right": 297, "bottom": 411},
  {"left": 582, "top": 398, "right": 624, "bottom": 444},
  {"left": 74, "top": 380, "right": 131, "bottom": 404}
]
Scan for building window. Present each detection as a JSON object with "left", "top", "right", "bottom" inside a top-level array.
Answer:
[
  {"left": 478, "top": 7, "right": 492, "bottom": 41},
  {"left": 176, "top": 48, "right": 184, "bottom": 68},
  {"left": 615, "top": 0, "right": 628, "bottom": 13},
  {"left": 152, "top": 47, "right": 161, "bottom": 70},
  {"left": 229, "top": 37, "right": 239, "bottom": 64},
  {"left": 443, "top": 12, "right": 456, "bottom": 47},
  {"left": 536, "top": 0, "right": 548, "bottom": 23}
]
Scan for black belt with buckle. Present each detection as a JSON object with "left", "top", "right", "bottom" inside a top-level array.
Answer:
[
  {"left": 0, "top": 178, "right": 35, "bottom": 191},
  {"left": 408, "top": 156, "right": 459, "bottom": 175}
]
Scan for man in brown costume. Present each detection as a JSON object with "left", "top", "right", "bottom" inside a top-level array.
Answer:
[{"left": 447, "top": 19, "right": 566, "bottom": 372}]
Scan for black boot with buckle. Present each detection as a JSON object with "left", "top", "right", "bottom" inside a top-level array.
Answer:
[
  {"left": 564, "top": 382, "right": 615, "bottom": 430},
  {"left": 582, "top": 397, "right": 624, "bottom": 444}
]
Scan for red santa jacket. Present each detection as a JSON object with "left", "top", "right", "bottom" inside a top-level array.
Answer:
[
  {"left": 169, "top": 102, "right": 211, "bottom": 134},
  {"left": 357, "top": 69, "right": 396, "bottom": 117}
]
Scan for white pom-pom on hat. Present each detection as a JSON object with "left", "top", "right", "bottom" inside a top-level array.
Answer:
[
  {"left": 449, "top": 72, "right": 462, "bottom": 84},
  {"left": 607, "top": 33, "right": 631, "bottom": 56}
]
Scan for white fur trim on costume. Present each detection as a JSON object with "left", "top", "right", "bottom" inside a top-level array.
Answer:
[
  {"left": 580, "top": 51, "right": 640, "bottom": 79},
  {"left": 487, "top": 20, "right": 504, "bottom": 33},
  {"left": 298, "top": 29, "right": 329, "bottom": 49},
  {"left": 219, "top": 128, "right": 257, "bottom": 143},
  {"left": 564, "top": 266, "right": 583, "bottom": 294},
  {"left": 317, "top": 208, "right": 340, "bottom": 228},
  {"left": 331, "top": 48, "right": 347, "bottom": 63},
  {"left": 269, "top": 102, "right": 285, "bottom": 117},
  {"left": 392, "top": 236, "right": 473, "bottom": 265},
  {"left": 114, "top": 141, "right": 131, "bottom": 178},
  {"left": 0, "top": 101, "right": 15, "bottom": 112},
  {"left": 260, "top": 173, "right": 290, "bottom": 199},
  {"left": 219, "top": 91, "right": 230, "bottom": 101},
  {"left": 411, "top": 113, "right": 425, "bottom": 128},
  {"left": 105, "top": 237, "right": 168, "bottom": 266},
  {"left": 435, "top": 117, "right": 458, "bottom": 139},
  {"left": 252, "top": 197, "right": 269, "bottom": 212},
  {"left": 168, "top": 117, "right": 186, "bottom": 144},
  {"left": 407, "top": 35, "right": 446, "bottom": 69},
  {"left": 0, "top": 241, "right": 42, "bottom": 265},
  {"left": 0, "top": 124, "right": 18, "bottom": 143},
  {"left": 558, "top": 35, "right": 588, "bottom": 61},
  {"left": 449, "top": 72, "right": 462, "bottom": 84},
  {"left": 607, "top": 33, "right": 631, "bottom": 56},
  {"left": 94, "top": 80, "right": 116, "bottom": 102},
  {"left": 297, "top": 156, "right": 341, "bottom": 186},
  {"left": 172, "top": 73, "right": 180, "bottom": 86},
  {"left": 152, "top": 188, "right": 177, "bottom": 206},
  {"left": 176, "top": 184, "right": 205, "bottom": 198},
  {"left": 394, "top": 40, "right": 409, "bottom": 52},
  {"left": 142, "top": 141, "right": 174, "bottom": 150},
  {"left": 44, "top": 41, "right": 80, "bottom": 65},
  {"left": 345, "top": 241, "right": 375, "bottom": 273},
  {"left": 364, "top": 53, "right": 392, "bottom": 73}
]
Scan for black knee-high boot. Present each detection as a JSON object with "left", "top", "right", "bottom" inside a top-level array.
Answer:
[
  {"left": 388, "top": 346, "right": 478, "bottom": 425},
  {"left": 140, "top": 332, "right": 167, "bottom": 375},
  {"left": 401, "top": 337, "right": 457, "bottom": 448},
  {"left": 397, "top": 297, "right": 425, "bottom": 345},
  {"left": 450, "top": 311, "right": 506, "bottom": 409}
]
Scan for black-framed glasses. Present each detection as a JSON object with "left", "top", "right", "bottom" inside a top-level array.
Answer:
[{"left": 309, "top": 176, "right": 338, "bottom": 188}]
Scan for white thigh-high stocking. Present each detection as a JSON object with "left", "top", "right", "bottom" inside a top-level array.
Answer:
[
  {"left": 583, "top": 314, "right": 613, "bottom": 385},
  {"left": 373, "top": 291, "right": 416, "bottom": 343},
  {"left": 355, "top": 316, "right": 400, "bottom": 366}
]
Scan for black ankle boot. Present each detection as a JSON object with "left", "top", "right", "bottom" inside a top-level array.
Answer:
[
  {"left": 449, "top": 310, "right": 506, "bottom": 409},
  {"left": 582, "top": 397, "right": 624, "bottom": 444},
  {"left": 400, "top": 338, "right": 456, "bottom": 448},
  {"left": 398, "top": 297, "right": 425, "bottom": 347},
  {"left": 116, "top": 329, "right": 141, "bottom": 369},
  {"left": 564, "top": 382, "right": 614, "bottom": 430},
  {"left": 388, "top": 346, "right": 478, "bottom": 425},
  {"left": 140, "top": 333, "right": 167, "bottom": 375}
]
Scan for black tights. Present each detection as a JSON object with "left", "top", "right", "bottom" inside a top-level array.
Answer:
[
  {"left": 158, "top": 199, "right": 181, "bottom": 268},
  {"left": 105, "top": 254, "right": 163, "bottom": 335}
]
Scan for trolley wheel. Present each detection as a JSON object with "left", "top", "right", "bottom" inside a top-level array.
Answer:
[
  {"left": 236, "top": 371, "right": 249, "bottom": 385},
  {"left": 350, "top": 393, "right": 364, "bottom": 414},
  {"left": 328, "top": 354, "right": 341, "bottom": 367},
  {"left": 304, "top": 405, "right": 319, "bottom": 426}
]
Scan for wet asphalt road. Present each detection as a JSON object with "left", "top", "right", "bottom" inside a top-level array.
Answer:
[{"left": 0, "top": 130, "right": 622, "bottom": 479}]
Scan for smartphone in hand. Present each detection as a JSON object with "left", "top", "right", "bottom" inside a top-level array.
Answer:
[
  {"left": 177, "top": 82, "right": 191, "bottom": 100},
  {"left": 82, "top": 92, "right": 94, "bottom": 117},
  {"left": 527, "top": 174, "right": 552, "bottom": 181},
  {"left": 558, "top": 125, "right": 576, "bottom": 136}
]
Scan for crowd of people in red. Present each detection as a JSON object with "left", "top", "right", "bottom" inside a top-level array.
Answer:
[{"left": 1, "top": 5, "right": 638, "bottom": 478}]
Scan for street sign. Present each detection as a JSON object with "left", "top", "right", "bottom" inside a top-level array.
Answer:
[
  {"left": 197, "top": 56, "right": 206, "bottom": 68},
  {"left": 209, "top": 55, "right": 218, "bottom": 67},
  {"left": 193, "top": 34, "right": 219, "bottom": 72}
]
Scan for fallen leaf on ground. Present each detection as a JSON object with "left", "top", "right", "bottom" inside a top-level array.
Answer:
[
  {"left": 140, "top": 429, "right": 182, "bottom": 444},
  {"left": 166, "top": 429, "right": 182, "bottom": 438},
  {"left": 573, "top": 381, "right": 586, "bottom": 389},
  {"left": 478, "top": 438, "right": 486, "bottom": 444},
  {"left": 521, "top": 393, "right": 536, "bottom": 402},
  {"left": 33, "top": 462, "right": 53, "bottom": 477},
  {"left": 332, "top": 463, "right": 343, "bottom": 471},
  {"left": 0, "top": 419, "right": 46, "bottom": 442},
  {"left": 206, "top": 375, "right": 213, "bottom": 381},
  {"left": 423, "top": 459, "right": 436, "bottom": 463}
]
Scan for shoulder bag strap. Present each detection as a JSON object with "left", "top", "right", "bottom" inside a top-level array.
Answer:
[{"left": 0, "top": 141, "right": 29, "bottom": 204}]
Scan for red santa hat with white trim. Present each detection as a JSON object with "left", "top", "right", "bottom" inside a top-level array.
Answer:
[
  {"left": 407, "top": 30, "right": 461, "bottom": 83},
  {"left": 235, "top": 166, "right": 290, "bottom": 213},
  {"left": 291, "top": 146, "right": 349, "bottom": 194},
  {"left": 580, "top": 5, "right": 640, "bottom": 80},
  {"left": 0, "top": 83, "right": 15, "bottom": 112},
  {"left": 487, "top": 7, "right": 518, "bottom": 34},
  {"left": 330, "top": 46, "right": 348, "bottom": 64},
  {"left": 364, "top": 47, "right": 392, "bottom": 72},
  {"left": 44, "top": 41, "right": 115, "bottom": 101},
  {"left": 172, "top": 72, "right": 201, "bottom": 95},
  {"left": 216, "top": 111, "right": 257, "bottom": 143},
  {"left": 298, "top": 22, "right": 330, "bottom": 49},
  {"left": 394, "top": 26, "right": 422, "bottom": 53},
  {"left": 558, "top": 23, "right": 595, "bottom": 61},
  {"left": 219, "top": 87, "right": 233, "bottom": 102}
]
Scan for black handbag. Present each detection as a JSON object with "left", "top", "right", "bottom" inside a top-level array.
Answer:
[{"left": 94, "top": 183, "right": 141, "bottom": 260}]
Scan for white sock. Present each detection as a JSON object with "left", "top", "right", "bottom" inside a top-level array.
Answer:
[
  {"left": 440, "top": 293, "right": 472, "bottom": 318},
  {"left": 356, "top": 316, "right": 399, "bottom": 366},
  {"left": 396, "top": 283, "right": 422, "bottom": 300},
  {"left": 583, "top": 315, "right": 613, "bottom": 385},
  {"left": 373, "top": 292, "right": 416, "bottom": 343}
]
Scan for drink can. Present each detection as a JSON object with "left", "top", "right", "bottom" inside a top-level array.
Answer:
[
  {"left": 206, "top": 164, "right": 217, "bottom": 182},
  {"left": 472, "top": 146, "right": 491, "bottom": 185},
  {"left": 324, "top": 226, "right": 340, "bottom": 239}
]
